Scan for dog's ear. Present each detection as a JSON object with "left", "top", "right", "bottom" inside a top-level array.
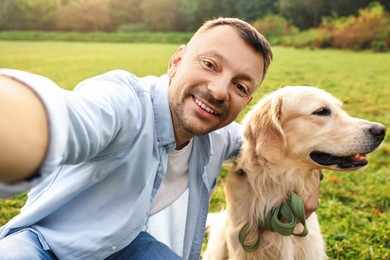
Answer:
[{"left": 243, "top": 94, "right": 287, "bottom": 163}]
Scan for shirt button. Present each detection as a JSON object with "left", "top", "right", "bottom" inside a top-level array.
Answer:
[{"left": 111, "top": 246, "right": 118, "bottom": 251}]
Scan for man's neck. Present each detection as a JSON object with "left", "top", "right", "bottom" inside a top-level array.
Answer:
[{"left": 175, "top": 138, "right": 191, "bottom": 150}]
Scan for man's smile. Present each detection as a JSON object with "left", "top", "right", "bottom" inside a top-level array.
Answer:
[{"left": 193, "top": 97, "right": 220, "bottom": 116}]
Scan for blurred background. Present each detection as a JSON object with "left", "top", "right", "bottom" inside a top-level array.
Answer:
[{"left": 0, "top": 0, "right": 389, "bottom": 51}]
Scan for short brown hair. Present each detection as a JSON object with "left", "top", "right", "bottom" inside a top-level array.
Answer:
[{"left": 194, "top": 17, "right": 273, "bottom": 82}]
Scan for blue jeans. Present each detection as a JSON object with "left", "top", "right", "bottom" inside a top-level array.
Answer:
[
  {"left": 0, "top": 230, "right": 181, "bottom": 259},
  {"left": 105, "top": 232, "right": 181, "bottom": 260},
  {"left": 0, "top": 229, "right": 57, "bottom": 260}
]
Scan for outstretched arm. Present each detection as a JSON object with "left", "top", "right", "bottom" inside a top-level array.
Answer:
[{"left": 0, "top": 75, "right": 49, "bottom": 182}]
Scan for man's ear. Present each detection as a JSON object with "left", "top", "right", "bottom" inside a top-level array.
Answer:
[{"left": 167, "top": 45, "right": 186, "bottom": 78}]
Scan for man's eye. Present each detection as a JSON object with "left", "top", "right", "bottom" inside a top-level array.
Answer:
[
  {"left": 202, "top": 60, "right": 215, "bottom": 70},
  {"left": 234, "top": 83, "right": 248, "bottom": 97}
]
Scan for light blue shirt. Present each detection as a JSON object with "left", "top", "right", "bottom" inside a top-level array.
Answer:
[{"left": 0, "top": 69, "right": 242, "bottom": 259}]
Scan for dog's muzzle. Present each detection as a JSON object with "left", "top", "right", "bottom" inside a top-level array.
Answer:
[{"left": 310, "top": 123, "right": 386, "bottom": 169}]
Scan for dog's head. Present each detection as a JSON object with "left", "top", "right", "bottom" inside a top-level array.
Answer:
[{"left": 242, "top": 86, "right": 386, "bottom": 170}]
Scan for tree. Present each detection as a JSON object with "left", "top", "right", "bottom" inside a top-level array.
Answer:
[
  {"left": 0, "top": 0, "right": 60, "bottom": 30},
  {"left": 278, "top": 0, "right": 325, "bottom": 29},
  {"left": 109, "top": 0, "right": 142, "bottom": 31},
  {"left": 277, "top": 0, "right": 390, "bottom": 30},
  {"left": 176, "top": 0, "right": 200, "bottom": 31},
  {"left": 18, "top": 0, "right": 61, "bottom": 29},
  {"left": 185, "top": 0, "right": 277, "bottom": 31},
  {"left": 234, "top": 0, "right": 277, "bottom": 21},
  {"left": 0, "top": 0, "right": 21, "bottom": 29},
  {"left": 140, "top": 0, "right": 178, "bottom": 31},
  {"left": 56, "top": 0, "right": 110, "bottom": 31}
]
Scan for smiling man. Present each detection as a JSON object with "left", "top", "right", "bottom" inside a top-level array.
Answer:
[
  {"left": 168, "top": 24, "right": 265, "bottom": 149},
  {"left": 0, "top": 18, "right": 318, "bottom": 260}
]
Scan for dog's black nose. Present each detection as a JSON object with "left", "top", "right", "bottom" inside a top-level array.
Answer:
[{"left": 369, "top": 124, "right": 386, "bottom": 140}]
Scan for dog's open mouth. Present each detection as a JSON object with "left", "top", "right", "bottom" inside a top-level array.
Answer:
[{"left": 310, "top": 151, "right": 368, "bottom": 169}]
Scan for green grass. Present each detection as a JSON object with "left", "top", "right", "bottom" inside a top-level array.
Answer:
[
  {"left": 0, "top": 41, "right": 179, "bottom": 89},
  {"left": 0, "top": 41, "right": 389, "bottom": 259},
  {"left": 0, "top": 31, "right": 193, "bottom": 44}
]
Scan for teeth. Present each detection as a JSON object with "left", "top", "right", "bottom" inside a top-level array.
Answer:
[
  {"left": 353, "top": 153, "right": 366, "bottom": 161},
  {"left": 195, "top": 98, "right": 217, "bottom": 115}
]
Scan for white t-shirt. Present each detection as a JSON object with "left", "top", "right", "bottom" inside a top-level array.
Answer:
[{"left": 146, "top": 139, "right": 193, "bottom": 257}]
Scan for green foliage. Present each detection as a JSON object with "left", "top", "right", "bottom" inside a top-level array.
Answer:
[
  {"left": 0, "top": 41, "right": 389, "bottom": 258},
  {"left": 267, "top": 3, "right": 390, "bottom": 51},
  {"left": 0, "top": 0, "right": 18, "bottom": 29},
  {"left": 56, "top": 0, "right": 110, "bottom": 31},
  {"left": 1, "top": 0, "right": 390, "bottom": 33},
  {"left": 140, "top": 0, "right": 178, "bottom": 32},
  {"left": 17, "top": 0, "right": 60, "bottom": 30},
  {"left": 277, "top": 0, "right": 386, "bottom": 30},
  {"left": 175, "top": 0, "right": 199, "bottom": 31},
  {"left": 0, "top": 0, "right": 60, "bottom": 30},
  {"left": 116, "top": 23, "right": 151, "bottom": 33},
  {"left": 313, "top": 2, "right": 390, "bottom": 51},
  {"left": 109, "top": 0, "right": 142, "bottom": 30},
  {"left": 0, "top": 194, "right": 26, "bottom": 226},
  {"left": 235, "top": 0, "right": 277, "bottom": 21},
  {"left": 278, "top": 0, "right": 325, "bottom": 29},
  {"left": 252, "top": 15, "right": 298, "bottom": 41},
  {"left": 275, "top": 28, "right": 323, "bottom": 47},
  {"left": 0, "top": 31, "right": 193, "bottom": 44}
]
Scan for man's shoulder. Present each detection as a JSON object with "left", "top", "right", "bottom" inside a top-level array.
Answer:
[
  {"left": 89, "top": 70, "right": 148, "bottom": 87},
  {"left": 75, "top": 70, "right": 161, "bottom": 97},
  {"left": 212, "top": 121, "right": 242, "bottom": 136},
  {"left": 205, "top": 122, "right": 243, "bottom": 147}
]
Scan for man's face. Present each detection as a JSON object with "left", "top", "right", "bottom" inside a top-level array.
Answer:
[{"left": 168, "top": 25, "right": 265, "bottom": 144}]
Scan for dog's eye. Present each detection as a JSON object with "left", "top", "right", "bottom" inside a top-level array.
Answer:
[{"left": 313, "top": 107, "right": 331, "bottom": 116}]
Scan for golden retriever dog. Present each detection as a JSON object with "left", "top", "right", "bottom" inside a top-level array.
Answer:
[{"left": 203, "top": 86, "right": 386, "bottom": 260}]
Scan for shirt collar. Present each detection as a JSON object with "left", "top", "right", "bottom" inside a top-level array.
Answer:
[
  {"left": 150, "top": 74, "right": 212, "bottom": 157},
  {"left": 151, "top": 74, "right": 176, "bottom": 151}
]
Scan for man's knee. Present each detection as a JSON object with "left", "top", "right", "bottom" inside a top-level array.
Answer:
[{"left": 0, "top": 229, "right": 55, "bottom": 260}]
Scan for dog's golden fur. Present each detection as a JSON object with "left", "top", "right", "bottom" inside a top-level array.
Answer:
[{"left": 204, "top": 86, "right": 386, "bottom": 260}]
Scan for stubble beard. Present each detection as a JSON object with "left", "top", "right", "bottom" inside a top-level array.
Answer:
[
  {"left": 172, "top": 102, "right": 211, "bottom": 137},
  {"left": 170, "top": 85, "right": 229, "bottom": 138}
]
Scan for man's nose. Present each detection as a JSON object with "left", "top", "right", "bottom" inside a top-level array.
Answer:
[{"left": 208, "top": 77, "right": 230, "bottom": 101}]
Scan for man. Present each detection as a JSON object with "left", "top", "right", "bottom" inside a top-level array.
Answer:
[{"left": 0, "top": 17, "right": 318, "bottom": 259}]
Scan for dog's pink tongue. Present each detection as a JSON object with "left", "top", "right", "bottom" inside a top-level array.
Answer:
[{"left": 353, "top": 153, "right": 366, "bottom": 161}]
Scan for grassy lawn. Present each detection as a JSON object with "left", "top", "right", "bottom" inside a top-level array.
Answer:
[{"left": 0, "top": 40, "right": 389, "bottom": 259}]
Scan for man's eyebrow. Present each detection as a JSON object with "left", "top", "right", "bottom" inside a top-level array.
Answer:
[
  {"left": 199, "top": 50, "right": 227, "bottom": 62},
  {"left": 200, "top": 50, "right": 257, "bottom": 87},
  {"left": 234, "top": 73, "right": 257, "bottom": 88}
]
